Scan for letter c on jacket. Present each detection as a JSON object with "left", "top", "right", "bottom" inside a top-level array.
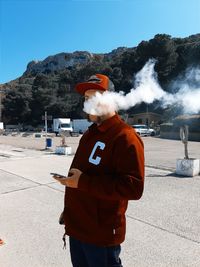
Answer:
[{"left": 89, "top": 141, "right": 105, "bottom": 165}]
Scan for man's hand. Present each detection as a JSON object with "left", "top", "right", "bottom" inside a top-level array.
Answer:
[{"left": 53, "top": 168, "right": 82, "bottom": 188}]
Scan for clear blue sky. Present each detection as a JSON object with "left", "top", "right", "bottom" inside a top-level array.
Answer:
[{"left": 0, "top": 0, "right": 199, "bottom": 84}]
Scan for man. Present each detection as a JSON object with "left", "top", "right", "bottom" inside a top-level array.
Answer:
[{"left": 53, "top": 74, "right": 145, "bottom": 267}]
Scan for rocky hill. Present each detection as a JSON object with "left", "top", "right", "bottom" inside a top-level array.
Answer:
[
  {"left": 24, "top": 51, "right": 95, "bottom": 75},
  {"left": 1, "top": 33, "right": 200, "bottom": 126}
]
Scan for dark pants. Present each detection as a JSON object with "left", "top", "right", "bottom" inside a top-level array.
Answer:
[{"left": 69, "top": 236, "right": 123, "bottom": 267}]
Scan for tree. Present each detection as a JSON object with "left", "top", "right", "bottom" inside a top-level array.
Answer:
[
  {"left": 2, "top": 89, "right": 32, "bottom": 124},
  {"left": 136, "top": 34, "right": 179, "bottom": 84},
  {"left": 30, "top": 86, "right": 56, "bottom": 126}
]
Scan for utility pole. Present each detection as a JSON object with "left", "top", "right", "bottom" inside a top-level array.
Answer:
[
  {"left": 44, "top": 111, "right": 48, "bottom": 139},
  {"left": 42, "top": 111, "right": 52, "bottom": 149}
]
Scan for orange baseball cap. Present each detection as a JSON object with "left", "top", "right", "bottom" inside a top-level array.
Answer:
[{"left": 75, "top": 74, "right": 114, "bottom": 95}]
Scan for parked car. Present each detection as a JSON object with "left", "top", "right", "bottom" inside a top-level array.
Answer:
[{"left": 132, "top": 124, "right": 155, "bottom": 136}]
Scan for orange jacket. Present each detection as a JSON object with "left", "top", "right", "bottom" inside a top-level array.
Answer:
[{"left": 64, "top": 114, "right": 145, "bottom": 246}]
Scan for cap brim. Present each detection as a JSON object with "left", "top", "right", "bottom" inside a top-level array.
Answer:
[{"left": 75, "top": 82, "right": 106, "bottom": 95}]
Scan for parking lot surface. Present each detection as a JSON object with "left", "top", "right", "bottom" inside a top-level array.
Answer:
[{"left": 0, "top": 135, "right": 200, "bottom": 267}]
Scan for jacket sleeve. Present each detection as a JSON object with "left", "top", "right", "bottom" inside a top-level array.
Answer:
[{"left": 78, "top": 130, "right": 145, "bottom": 201}]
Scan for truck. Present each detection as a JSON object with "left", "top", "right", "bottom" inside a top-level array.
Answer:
[
  {"left": 72, "top": 119, "right": 92, "bottom": 134},
  {"left": 0, "top": 122, "right": 4, "bottom": 134},
  {"left": 52, "top": 118, "right": 73, "bottom": 135},
  {"left": 0, "top": 122, "right": 4, "bottom": 130}
]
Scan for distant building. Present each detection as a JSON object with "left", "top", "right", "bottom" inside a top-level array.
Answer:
[
  {"left": 127, "top": 112, "right": 162, "bottom": 127},
  {"left": 160, "top": 114, "right": 200, "bottom": 141}
]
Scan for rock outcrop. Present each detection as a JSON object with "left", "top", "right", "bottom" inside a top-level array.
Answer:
[{"left": 24, "top": 51, "right": 95, "bottom": 75}]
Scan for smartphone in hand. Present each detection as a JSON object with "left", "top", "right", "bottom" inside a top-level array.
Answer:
[{"left": 50, "top": 172, "right": 66, "bottom": 179}]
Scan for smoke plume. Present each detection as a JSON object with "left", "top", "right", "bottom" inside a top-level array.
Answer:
[{"left": 83, "top": 59, "right": 200, "bottom": 116}]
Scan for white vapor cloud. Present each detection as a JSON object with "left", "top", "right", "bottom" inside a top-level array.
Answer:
[{"left": 83, "top": 59, "right": 200, "bottom": 116}]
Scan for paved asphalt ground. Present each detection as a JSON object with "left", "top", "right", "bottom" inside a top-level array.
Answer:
[{"left": 0, "top": 135, "right": 200, "bottom": 267}]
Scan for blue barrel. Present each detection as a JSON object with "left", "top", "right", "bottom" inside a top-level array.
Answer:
[{"left": 46, "top": 138, "right": 52, "bottom": 148}]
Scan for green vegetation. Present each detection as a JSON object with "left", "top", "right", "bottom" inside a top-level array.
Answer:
[{"left": 2, "top": 34, "right": 200, "bottom": 126}]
